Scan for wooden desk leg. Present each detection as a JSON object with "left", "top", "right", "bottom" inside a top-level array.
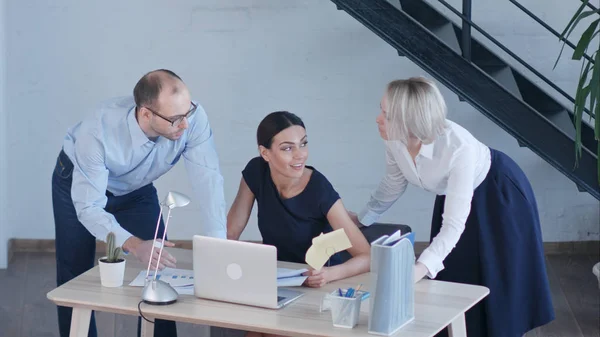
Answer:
[
  {"left": 448, "top": 313, "right": 467, "bottom": 337},
  {"left": 141, "top": 318, "right": 155, "bottom": 337},
  {"left": 69, "top": 307, "right": 92, "bottom": 337}
]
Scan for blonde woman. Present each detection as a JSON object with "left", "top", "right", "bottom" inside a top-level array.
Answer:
[{"left": 350, "top": 77, "right": 554, "bottom": 337}]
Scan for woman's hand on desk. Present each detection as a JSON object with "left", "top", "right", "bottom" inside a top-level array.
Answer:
[
  {"left": 413, "top": 262, "right": 428, "bottom": 283},
  {"left": 303, "top": 267, "right": 332, "bottom": 288},
  {"left": 124, "top": 237, "right": 177, "bottom": 270}
]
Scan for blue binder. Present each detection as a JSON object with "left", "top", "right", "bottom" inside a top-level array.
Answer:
[{"left": 368, "top": 232, "right": 415, "bottom": 335}]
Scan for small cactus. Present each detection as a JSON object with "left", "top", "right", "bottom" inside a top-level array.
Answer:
[{"left": 105, "top": 232, "right": 123, "bottom": 263}]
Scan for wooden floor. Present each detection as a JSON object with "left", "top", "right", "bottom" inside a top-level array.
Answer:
[{"left": 0, "top": 252, "right": 598, "bottom": 337}]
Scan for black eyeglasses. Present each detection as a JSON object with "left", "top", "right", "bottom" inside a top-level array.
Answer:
[{"left": 143, "top": 102, "right": 198, "bottom": 127}]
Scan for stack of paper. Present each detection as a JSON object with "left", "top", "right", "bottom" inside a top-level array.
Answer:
[
  {"left": 277, "top": 268, "right": 308, "bottom": 287},
  {"left": 129, "top": 268, "right": 195, "bottom": 295}
]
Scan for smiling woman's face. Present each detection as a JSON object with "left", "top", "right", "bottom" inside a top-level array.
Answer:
[{"left": 260, "top": 125, "right": 308, "bottom": 179}]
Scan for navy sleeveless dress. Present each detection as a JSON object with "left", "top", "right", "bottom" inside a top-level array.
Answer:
[
  {"left": 432, "top": 149, "right": 555, "bottom": 337},
  {"left": 242, "top": 157, "right": 344, "bottom": 266}
]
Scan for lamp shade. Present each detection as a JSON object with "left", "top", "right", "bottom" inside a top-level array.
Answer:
[{"left": 162, "top": 191, "right": 190, "bottom": 209}]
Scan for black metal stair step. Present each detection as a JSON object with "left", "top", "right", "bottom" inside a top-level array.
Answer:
[
  {"left": 513, "top": 72, "right": 597, "bottom": 153},
  {"left": 396, "top": 0, "right": 461, "bottom": 55}
]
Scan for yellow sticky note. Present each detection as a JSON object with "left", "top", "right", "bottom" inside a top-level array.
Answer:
[{"left": 305, "top": 228, "right": 352, "bottom": 270}]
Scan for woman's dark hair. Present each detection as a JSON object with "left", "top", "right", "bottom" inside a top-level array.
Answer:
[{"left": 257, "top": 111, "right": 305, "bottom": 148}]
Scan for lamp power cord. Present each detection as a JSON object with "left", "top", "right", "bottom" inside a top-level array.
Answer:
[{"left": 137, "top": 301, "right": 155, "bottom": 323}]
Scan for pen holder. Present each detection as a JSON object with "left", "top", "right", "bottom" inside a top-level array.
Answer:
[{"left": 320, "top": 289, "right": 368, "bottom": 328}]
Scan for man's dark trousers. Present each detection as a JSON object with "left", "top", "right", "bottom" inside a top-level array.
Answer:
[{"left": 52, "top": 149, "right": 177, "bottom": 337}]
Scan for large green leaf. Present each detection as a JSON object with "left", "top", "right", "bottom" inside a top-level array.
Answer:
[
  {"left": 566, "top": 9, "right": 600, "bottom": 41},
  {"left": 589, "top": 51, "right": 599, "bottom": 124},
  {"left": 554, "top": 1, "right": 594, "bottom": 69},
  {"left": 557, "top": 1, "right": 600, "bottom": 185},
  {"left": 596, "top": 51, "right": 600, "bottom": 137},
  {"left": 559, "top": 0, "right": 589, "bottom": 40},
  {"left": 573, "top": 19, "right": 600, "bottom": 60},
  {"left": 594, "top": 51, "right": 600, "bottom": 183},
  {"left": 574, "top": 61, "right": 592, "bottom": 164}
]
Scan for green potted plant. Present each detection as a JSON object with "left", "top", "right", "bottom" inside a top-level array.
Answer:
[
  {"left": 98, "top": 232, "right": 126, "bottom": 287},
  {"left": 555, "top": 0, "right": 600, "bottom": 184},
  {"left": 556, "top": 0, "right": 600, "bottom": 289}
]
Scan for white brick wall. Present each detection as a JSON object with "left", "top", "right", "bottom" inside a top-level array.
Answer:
[{"left": 1, "top": 0, "right": 598, "bottom": 267}]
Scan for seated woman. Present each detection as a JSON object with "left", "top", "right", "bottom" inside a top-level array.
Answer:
[{"left": 227, "top": 111, "right": 370, "bottom": 289}]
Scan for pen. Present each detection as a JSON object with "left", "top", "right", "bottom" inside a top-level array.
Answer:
[
  {"left": 354, "top": 284, "right": 363, "bottom": 297},
  {"left": 338, "top": 288, "right": 343, "bottom": 297}
]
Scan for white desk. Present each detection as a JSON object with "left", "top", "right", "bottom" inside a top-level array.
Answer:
[{"left": 47, "top": 248, "right": 488, "bottom": 337}]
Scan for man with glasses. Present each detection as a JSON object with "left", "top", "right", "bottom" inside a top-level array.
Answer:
[{"left": 51, "top": 69, "right": 226, "bottom": 337}]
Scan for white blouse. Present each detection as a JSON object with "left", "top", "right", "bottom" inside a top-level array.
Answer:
[{"left": 359, "top": 120, "right": 491, "bottom": 278}]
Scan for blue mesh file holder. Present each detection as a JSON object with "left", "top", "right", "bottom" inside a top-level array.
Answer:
[{"left": 368, "top": 234, "right": 415, "bottom": 335}]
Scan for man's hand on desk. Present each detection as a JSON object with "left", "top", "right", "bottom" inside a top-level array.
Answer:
[
  {"left": 123, "top": 237, "right": 177, "bottom": 270},
  {"left": 303, "top": 267, "right": 332, "bottom": 288}
]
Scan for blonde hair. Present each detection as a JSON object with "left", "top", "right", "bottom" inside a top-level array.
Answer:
[{"left": 385, "top": 77, "right": 449, "bottom": 144}]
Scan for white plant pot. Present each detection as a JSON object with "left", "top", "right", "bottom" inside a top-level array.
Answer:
[{"left": 98, "top": 257, "right": 126, "bottom": 287}]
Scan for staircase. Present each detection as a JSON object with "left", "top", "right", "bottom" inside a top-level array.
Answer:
[{"left": 330, "top": 0, "right": 600, "bottom": 200}]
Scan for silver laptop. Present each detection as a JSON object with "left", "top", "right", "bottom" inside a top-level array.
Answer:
[{"left": 192, "top": 235, "right": 304, "bottom": 309}]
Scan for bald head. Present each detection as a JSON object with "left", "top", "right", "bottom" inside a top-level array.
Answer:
[{"left": 133, "top": 69, "right": 185, "bottom": 110}]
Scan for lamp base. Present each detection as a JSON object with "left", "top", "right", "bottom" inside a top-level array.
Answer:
[{"left": 142, "top": 279, "right": 178, "bottom": 305}]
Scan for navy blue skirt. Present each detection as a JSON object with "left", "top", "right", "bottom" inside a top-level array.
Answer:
[{"left": 431, "top": 149, "right": 554, "bottom": 337}]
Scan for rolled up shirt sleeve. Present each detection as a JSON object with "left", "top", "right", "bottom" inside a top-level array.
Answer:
[
  {"left": 417, "top": 147, "right": 476, "bottom": 279},
  {"left": 359, "top": 145, "right": 408, "bottom": 226}
]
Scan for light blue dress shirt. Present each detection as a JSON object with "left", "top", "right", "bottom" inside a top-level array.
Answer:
[{"left": 62, "top": 96, "right": 226, "bottom": 247}]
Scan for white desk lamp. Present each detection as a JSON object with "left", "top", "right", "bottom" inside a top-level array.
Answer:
[{"left": 142, "top": 191, "right": 190, "bottom": 305}]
